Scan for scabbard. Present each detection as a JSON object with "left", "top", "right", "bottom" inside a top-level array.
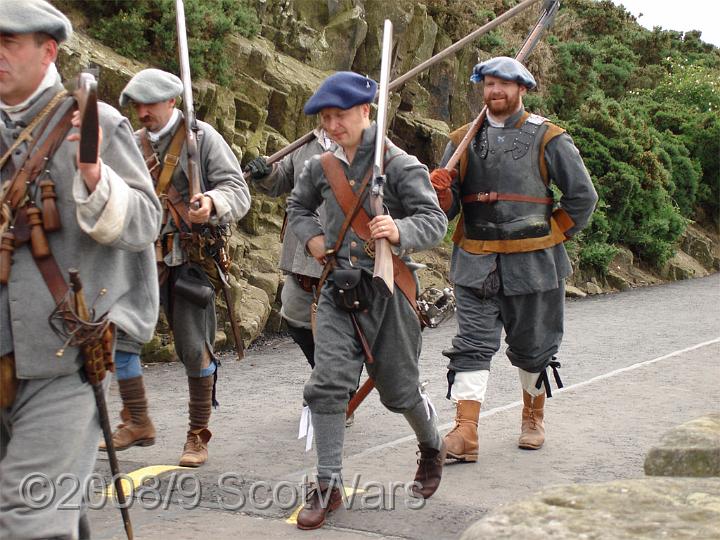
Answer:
[{"left": 214, "top": 259, "right": 244, "bottom": 360}]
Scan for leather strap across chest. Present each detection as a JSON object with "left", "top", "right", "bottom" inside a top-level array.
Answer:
[
  {"left": 319, "top": 152, "right": 420, "bottom": 316},
  {"left": 139, "top": 125, "right": 191, "bottom": 231}
]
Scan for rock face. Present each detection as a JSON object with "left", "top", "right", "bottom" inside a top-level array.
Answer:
[
  {"left": 460, "top": 478, "right": 720, "bottom": 540},
  {"left": 645, "top": 414, "right": 720, "bottom": 478}
]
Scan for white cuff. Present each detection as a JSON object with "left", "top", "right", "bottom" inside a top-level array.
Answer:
[
  {"left": 74, "top": 161, "right": 129, "bottom": 244},
  {"left": 451, "top": 370, "right": 489, "bottom": 403},
  {"left": 518, "top": 367, "right": 545, "bottom": 397}
]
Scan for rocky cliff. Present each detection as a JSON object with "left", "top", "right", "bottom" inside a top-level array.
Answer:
[{"left": 55, "top": 0, "right": 719, "bottom": 358}]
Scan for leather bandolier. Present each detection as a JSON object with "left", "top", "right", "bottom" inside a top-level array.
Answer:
[
  {"left": 450, "top": 112, "right": 575, "bottom": 254},
  {"left": 317, "top": 152, "right": 421, "bottom": 322},
  {"left": 0, "top": 93, "right": 114, "bottom": 408}
]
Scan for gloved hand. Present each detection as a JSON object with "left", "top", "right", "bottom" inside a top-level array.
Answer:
[
  {"left": 429, "top": 168, "right": 456, "bottom": 190},
  {"left": 429, "top": 168, "right": 457, "bottom": 212},
  {"left": 244, "top": 156, "right": 272, "bottom": 179}
]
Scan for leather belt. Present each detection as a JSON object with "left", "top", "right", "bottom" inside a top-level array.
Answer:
[{"left": 462, "top": 191, "right": 553, "bottom": 205}]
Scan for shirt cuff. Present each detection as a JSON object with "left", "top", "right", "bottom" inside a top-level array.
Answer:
[{"left": 74, "top": 161, "right": 130, "bottom": 244}]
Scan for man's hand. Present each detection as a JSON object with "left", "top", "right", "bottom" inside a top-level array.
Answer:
[
  {"left": 369, "top": 215, "right": 400, "bottom": 245},
  {"left": 306, "top": 234, "right": 327, "bottom": 264},
  {"left": 429, "top": 168, "right": 457, "bottom": 212},
  {"left": 66, "top": 110, "right": 102, "bottom": 192},
  {"left": 244, "top": 156, "right": 272, "bottom": 180},
  {"left": 188, "top": 193, "right": 214, "bottom": 223}
]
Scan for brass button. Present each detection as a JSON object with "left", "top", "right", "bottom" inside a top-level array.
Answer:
[
  {"left": 350, "top": 241, "right": 357, "bottom": 247},
  {"left": 348, "top": 179, "right": 355, "bottom": 186}
]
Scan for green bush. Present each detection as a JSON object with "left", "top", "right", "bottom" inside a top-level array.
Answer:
[{"left": 65, "top": 0, "right": 259, "bottom": 85}]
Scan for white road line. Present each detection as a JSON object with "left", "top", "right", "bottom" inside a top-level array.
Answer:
[{"left": 290, "top": 337, "right": 720, "bottom": 475}]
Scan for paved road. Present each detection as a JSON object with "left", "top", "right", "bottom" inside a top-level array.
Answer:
[{"left": 89, "top": 274, "right": 720, "bottom": 539}]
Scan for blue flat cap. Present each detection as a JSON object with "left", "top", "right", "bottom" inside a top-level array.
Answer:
[
  {"left": 119, "top": 69, "right": 183, "bottom": 107},
  {"left": 304, "top": 71, "right": 377, "bottom": 115},
  {"left": 0, "top": 0, "right": 73, "bottom": 43},
  {"left": 470, "top": 56, "right": 536, "bottom": 89}
]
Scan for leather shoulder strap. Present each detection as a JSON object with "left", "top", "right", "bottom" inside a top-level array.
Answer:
[
  {"left": 4, "top": 104, "right": 75, "bottom": 210},
  {"left": 539, "top": 121, "right": 566, "bottom": 185},
  {"left": 319, "top": 153, "right": 420, "bottom": 317},
  {"left": 140, "top": 122, "right": 186, "bottom": 197},
  {"left": 448, "top": 123, "right": 471, "bottom": 182}
]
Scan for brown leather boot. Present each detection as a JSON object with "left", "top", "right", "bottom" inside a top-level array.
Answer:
[
  {"left": 178, "top": 375, "right": 213, "bottom": 467},
  {"left": 444, "top": 400, "right": 480, "bottom": 462},
  {"left": 411, "top": 441, "right": 447, "bottom": 499},
  {"left": 296, "top": 483, "right": 343, "bottom": 530},
  {"left": 179, "top": 428, "right": 212, "bottom": 467},
  {"left": 518, "top": 391, "right": 545, "bottom": 450},
  {"left": 99, "top": 376, "right": 155, "bottom": 451}
]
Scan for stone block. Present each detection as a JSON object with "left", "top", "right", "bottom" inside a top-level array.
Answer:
[
  {"left": 461, "top": 478, "right": 720, "bottom": 540},
  {"left": 645, "top": 414, "right": 720, "bottom": 477}
]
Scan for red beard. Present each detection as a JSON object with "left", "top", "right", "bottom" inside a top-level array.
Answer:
[{"left": 485, "top": 92, "right": 521, "bottom": 117}]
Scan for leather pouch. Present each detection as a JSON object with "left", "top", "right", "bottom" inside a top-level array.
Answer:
[
  {"left": 330, "top": 268, "right": 372, "bottom": 312},
  {"left": 174, "top": 264, "right": 214, "bottom": 307}
]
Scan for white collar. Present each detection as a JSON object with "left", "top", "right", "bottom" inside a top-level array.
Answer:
[
  {"left": 0, "top": 63, "right": 60, "bottom": 120},
  {"left": 485, "top": 111, "right": 506, "bottom": 128},
  {"left": 147, "top": 109, "right": 180, "bottom": 142}
]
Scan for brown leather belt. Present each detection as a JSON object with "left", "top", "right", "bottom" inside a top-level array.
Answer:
[
  {"left": 295, "top": 273, "right": 320, "bottom": 293},
  {"left": 462, "top": 191, "right": 553, "bottom": 205}
]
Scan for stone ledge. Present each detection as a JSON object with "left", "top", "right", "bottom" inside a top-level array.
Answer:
[
  {"left": 645, "top": 414, "right": 720, "bottom": 477},
  {"left": 460, "top": 478, "right": 720, "bottom": 540}
]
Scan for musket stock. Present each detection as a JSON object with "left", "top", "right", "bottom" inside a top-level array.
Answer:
[
  {"left": 371, "top": 19, "right": 395, "bottom": 298},
  {"left": 74, "top": 71, "right": 99, "bottom": 165},
  {"left": 444, "top": 0, "right": 561, "bottom": 172}
]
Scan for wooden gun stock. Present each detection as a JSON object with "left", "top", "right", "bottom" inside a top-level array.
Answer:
[{"left": 74, "top": 73, "right": 99, "bottom": 165}]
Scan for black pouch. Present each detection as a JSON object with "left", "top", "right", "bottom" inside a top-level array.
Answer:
[
  {"left": 174, "top": 263, "right": 214, "bottom": 307},
  {"left": 470, "top": 267, "right": 501, "bottom": 299},
  {"left": 330, "top": 268, "right": 373, "bottom": 312}
]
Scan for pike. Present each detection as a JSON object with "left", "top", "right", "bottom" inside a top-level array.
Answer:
[
  {"left": 346, "top": 0, "right": 560, "bottom": 421},
  {"left": 443, "top": 0, "right": 561, "bottom": 171},
  {"left": 175, "top": 0, "right": 245, "bottom": 359},
  {"left": 73, "top": 75, "right": 134, "bottom": 540},
  {"left": 245, "top": 0, "right": 544, "bottom": 177}
]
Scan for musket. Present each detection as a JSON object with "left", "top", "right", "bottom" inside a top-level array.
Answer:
[
  {"left": 444, "top": 0, "right": 561, "bottom": 171},
  {"left": 175, "top": 0, "right": 244, "bottom": 359},
  {"left": 370, "top": 19, "right": 395, "bottom": 297},
  {"left": 67, "top": 270, "right": 134, "bottom": 540},
  {"left": 244, "top": 0, "right": 544, "bottom": 179},
  {"left": 175, "top": 0, "right": 202, "bottom": 211}
]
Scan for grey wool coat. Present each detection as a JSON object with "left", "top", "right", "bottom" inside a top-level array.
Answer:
[
  {"left": 252, "top": 129, "right": 329, "bottom": 278},
  {"left": 0, "top": 80, "right": 162, "bottom": 378},
  {"left": 287, "top": 123, "right": 448, "bottom": 414}
]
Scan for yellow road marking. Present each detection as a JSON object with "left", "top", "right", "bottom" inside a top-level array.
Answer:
[
  {"left": 286, "top": 486, "right": 364, "bottom": 524},
  {"left": 104, "top": 465, "right": 192, "bottom": 499}
]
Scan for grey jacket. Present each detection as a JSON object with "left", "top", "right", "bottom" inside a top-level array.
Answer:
[
  {"left": 140, "top": 111, "right": 251, "bottom": 238},
  {"left": 441, "top": 107, "right": 598, "bottom": 295},
  {"left": 252, "top": 130, "right": 330, "bottom": 277},
  {"left": 0, "top": 81, "right": 162, "bottom": 378},
  {"left": 287, "top": 123, "right": 447, "bottom": 272}
]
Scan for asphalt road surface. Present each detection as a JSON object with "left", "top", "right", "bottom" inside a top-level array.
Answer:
[{"left": 88, "top": 273, "right": 720, "bottom": 539}]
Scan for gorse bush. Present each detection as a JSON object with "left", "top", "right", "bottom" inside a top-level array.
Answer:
[{"left": 62, "top": 0, "right": 259, "bottom": 86}]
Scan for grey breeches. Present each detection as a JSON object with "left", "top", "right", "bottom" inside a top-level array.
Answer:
[{"left": 443, "top": 282, "right": 565, "bottom": 373}]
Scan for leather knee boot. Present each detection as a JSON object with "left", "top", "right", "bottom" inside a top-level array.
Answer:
[
  {"left": 179, "top": 375, "right": 213, "bottom": 467},
  {"left": 444, "top": 400, "right": 480, "bottom": 462},
  {"left": 100, "top": 376, "right": 155, "bottom": 451},
  {"left": 518, "top": 391, "right": 545, "bottom": 449}
]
